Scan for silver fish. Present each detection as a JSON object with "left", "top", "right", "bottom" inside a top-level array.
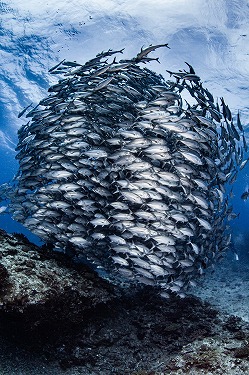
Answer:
[{"left": 3, "top": 45, "right": 246, "bottom": 299}]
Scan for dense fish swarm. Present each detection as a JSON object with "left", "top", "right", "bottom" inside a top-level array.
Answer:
[{"left": 4, "top": 45, "right": 248, "bottom": 297}]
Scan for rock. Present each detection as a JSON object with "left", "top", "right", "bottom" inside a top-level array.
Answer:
[
  {"left": 1, "top": 229, "right": 249, "bottom": 374},
  {"left": 0, "top": 229, "right": 115, "bottom": 326}
]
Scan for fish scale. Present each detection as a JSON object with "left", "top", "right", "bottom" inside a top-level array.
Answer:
[{"left": 3, "top": 45, "right": 247, "bottom": 298}]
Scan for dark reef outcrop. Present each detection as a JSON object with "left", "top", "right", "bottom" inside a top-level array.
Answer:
[{"left": 0, "top": 229, "right": 115, "bottom": 324}]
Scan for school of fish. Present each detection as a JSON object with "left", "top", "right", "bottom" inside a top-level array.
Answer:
[{"left": 3, "top": 44, "right": 248, "bottom": 297}]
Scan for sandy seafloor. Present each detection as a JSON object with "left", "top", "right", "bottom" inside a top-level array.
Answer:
[
  {"left": 1, "top": 248, "right": 249, "bottom": 375},
  {"left": 192, "top": 254, "right": 249, "bottom": 323}
]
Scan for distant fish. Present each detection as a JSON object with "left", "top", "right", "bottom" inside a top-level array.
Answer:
[
  {"left": 241, "top": 191, "right": 249, "bottom": 200},
  {"left": 184, "top": 61, "right": 196, "bottom": 74},
  {"left": 48, "top": 59, "right": 65, "bottom": 72},
  {"left": 134, "top": 43, "right": 170, "bottom": 62},
  {"left": 0, "top": 206, "right": 7, "bottom": 214},
  {"left": 18, "top": 103, "right": 33, "bottom": 118},
  {"left": 237, "top": 111, "right": 243, "bottom": 132}
]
